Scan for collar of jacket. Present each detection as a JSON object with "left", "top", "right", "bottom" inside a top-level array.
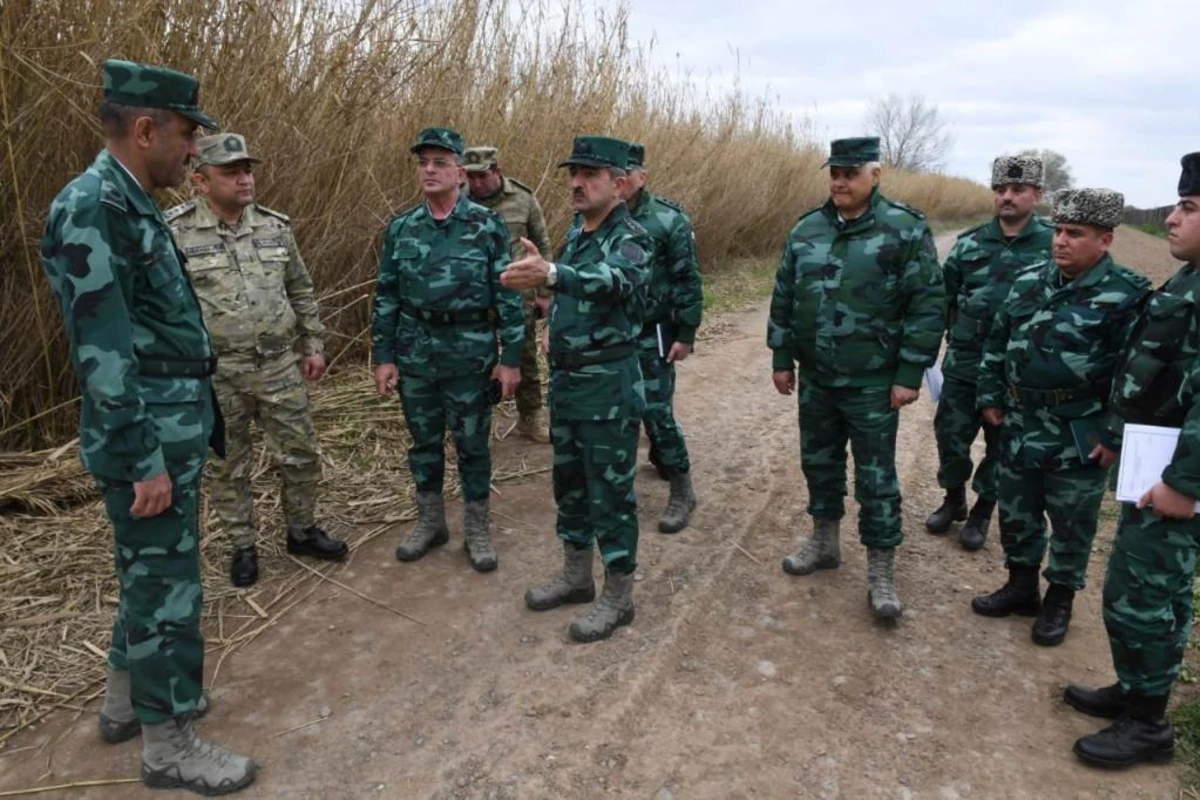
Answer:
[
  {"left": 422, "top": 189, "right": 474, "bottom": 222},
  {"left": 580, "top": 199, "right": 633, "bottom": 239},
  {"left": 627, "top": 188, "right": 651, "bottom": 215},
  {"left": 1044, "top": 251, "right": 1114, "bottom": 290},
  {"left": 191, "top": 197, "right": 265, "bottom": 230},
  {"left": 820, "top": 186, "right": 883, "bottom": 232},
  {"left": 981, "top": 214, "right": 1049, "bottom": 244},
  {"left": 98, "top": 149, "right": 161, "bottom": 218}
]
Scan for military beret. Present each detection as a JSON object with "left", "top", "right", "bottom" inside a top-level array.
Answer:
[
  {"left": 1052, "top": 188, "right": 1124, "bottom": 229},
  {"left": 991, "top": 155, "right": 1044, "bottom": 189},
  {"left": 102, "top": 58, "right": 219, "bottom": 130},
  {"left": 557, "top": 136, "right": 632, "bottom": 170},
  {"left": 410, "top": 127, "right": 464, "bottom": 156},
  {"left": 194, "top": 133, "right": 261, "bottom": 168},
  {"left": 823, "top": 137, "right": 881, "bottom": 168},
  {"left": 463, "top": 146, "right": 499, "bottom": 173},
  {"left": 627, "top": 143, "right": 646, "bottom": 169},
  {"left": 1179, "top": 153, "right": 1200, "bottom": 197}
]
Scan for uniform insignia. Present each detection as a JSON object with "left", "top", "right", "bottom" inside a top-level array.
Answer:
[
  {"left": 252, "top": 236, "right": 285, "bottom": 248},
  {"left": 183, "top": 243, "right": 224, "bottom": 257},
  {"left": 509, "top": 178, "right": 535, "bottom": 194},
  {"left": 98, "top": 179, "right": 127, "bottom": 212},
  {"left": 164, "top": 200, "right": 196, "bottom": 222},
  {"left": 254, "top": 204, "right": 290, "bottom": 224}
]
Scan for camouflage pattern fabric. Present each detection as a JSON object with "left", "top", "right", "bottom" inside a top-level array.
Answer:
[
  {"left": 547, "top": 202, "right": 649, "bottom": 571},
  {"left": 101, "top": 59, "right": 219, "bottom": 130},
  {"left": 41, "top": 148, "right": 216, "bottom": 723},
  {"left": 410, "top": 127, "right": 464, "bottom": 156},
  {"left": 798, "top": 379, "right": 902, "bottom": 548},
  {"left": 471, "top": 176, "right": 553, "bottom": 415},
  {"left": 1102, "top": 261, "right": 1200, "bottom": 694},
  {"left": 399, "top": 373, "right": 494, "bottom": 501},
  {"left": 628, "top": 187, "right": 703, "bottom": 472},
  {"left": 208, "top": 351, "right": 322, "bottom": 546},
  {"left": 935, "top": 215, "right": 1053, "bottom": 495}
]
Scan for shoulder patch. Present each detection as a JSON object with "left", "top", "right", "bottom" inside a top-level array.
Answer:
[
  {"left": 508, "top": 178, "right": 535, "bottom": 194},
  {"left": 164, "top": 199, "right": 196, "bottom": 222},
  {"left": 98, "top": 179, "right": 127, "bottom": 212},
  {"left": 255, "top": 204, "right": 290, "bottom": 224}
]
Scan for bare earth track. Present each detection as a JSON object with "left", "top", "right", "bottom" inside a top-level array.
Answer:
[{"left": 0, "top": 227, "right": 1182, "bottom": 799}]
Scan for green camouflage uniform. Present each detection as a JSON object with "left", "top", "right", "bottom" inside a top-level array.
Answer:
[
  {"left": 548, "top": 201, "right": 650, "bottom": 570},
  {"left": 372, "top": 191, "right": 524, "bottom": 501},
  {"left": 768, "top": 187, "right": 945, "bottom": 548},
  {"left": 627, "top": 187, "right": 703, "bottom": 473},
  {"left": 168, "top": 187, "right": 325, "bottom": 548},
  {"left": 1102, "top": 260, "right": 1200, "bottom": 694},
  {"left": 978, "top": 256, "right": 1149, "bottom": 590},
  {"left": 41, "top": 148, "right": 217, "bottom": 724},
  {"left": 466, "top": 171, "right": 552, "bottom": 417},
  {"left": 937, "top": 215, "right": 1054, "bottom": 500}
]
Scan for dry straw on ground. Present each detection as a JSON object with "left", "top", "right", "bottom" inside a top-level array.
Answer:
[{"left": 0, "top": 0, "right": 994, "bottom": 447}]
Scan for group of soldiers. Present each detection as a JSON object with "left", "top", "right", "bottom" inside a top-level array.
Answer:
[
  {"left": 34, "top": 55, "right": 1200, "bottom": 793},
  {"left": 767, "top": 137, "right": 1200, "bottom": 770}
]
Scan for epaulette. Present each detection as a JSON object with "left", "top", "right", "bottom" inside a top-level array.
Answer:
[
  {"left": 956, "top": 219, "right": 989, "bottom": 239},
  {"left": 98, "top": 179, "right": 127, "bottom": 212},
  {"left": 508, "top": 178, "right": 535, "bottom": 194},
  {"left": 255, "top": 204, "right": 290, "bottom": 224},
  {"left": 164, "top": 199, "right": 196, "bottom": 222},
  {"left": 793, "top": 205, "right": 825, "bottom": 227},
  {"left": 651, "top": 193, "right": 688, "bottom": 215},
  {"left": 883, "top": 197, "right": 926, "bottom": 221}
]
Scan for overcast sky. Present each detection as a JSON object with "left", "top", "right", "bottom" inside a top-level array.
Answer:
[{"left": 617, "top": 0, "right": 1196, "bottom": 207}]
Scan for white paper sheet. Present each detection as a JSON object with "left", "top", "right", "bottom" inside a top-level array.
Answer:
[
  {"left": 1115, "top": 424, "right": 1200, "bottom": 511},
  {"left": 924, "top": 364, "right": 944, "bottom": 404}
]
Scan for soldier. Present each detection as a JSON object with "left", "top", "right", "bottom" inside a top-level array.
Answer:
[
  {"left": 502, "top": 136, "right": 650, "bottom": 643},
  {"left": 620, "top": 142, "right": 704, "bottom": 533},
  {"left": 972, "top": 188, "right": 1150, "bottom": 646},
  {"left": 168, "top": 133, "right": 347, "bottom": 588},
  {"left": 372, "top": 128, "right": 524, "bottom": 572},
  {"left": 769, "top": 137, "right": 945, "bottom": 620},
  {"left": 463, "top": 146, "right": 554, "bottom": 443},
  {"left": 40, "top": 60, "right": 257, "bottom": 793},
  {"left": 926, "top": 155, "right": 1054, "bottom": 550},
  {"left": 1065, "top": 155, "right": 1200, "bottom": 769}
]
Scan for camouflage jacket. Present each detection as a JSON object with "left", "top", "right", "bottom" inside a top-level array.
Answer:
[
  {"left": 767, "top": 188, "right": 946, "bottom": 389},
  {"left": 371, "top": 191, "right": 523, "bottom": 378},
  {"left": 548, "top": 202, "right": 651, "bottom": 420},
  {"left": 977, "top": 255, "right": 1150, "bottom": 469},
  {"left": 40, "top": 150, "right": 215, "bottom": 483},
  {"left": 627, "top": 188, "right": 703, "bottom": 345},
  {"left": 167, "top": 199, "right": 325, "bottom": 361},
  {"left": 471, "top": 177, "right": 552, "bottom": 260},
  {"left": 941, "top": 215, "right": 1054, "bottom": 382}
]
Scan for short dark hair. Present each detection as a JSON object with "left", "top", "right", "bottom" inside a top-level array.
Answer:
[{"left": 98, "top": 101, "right": 166, "bottom": 137}]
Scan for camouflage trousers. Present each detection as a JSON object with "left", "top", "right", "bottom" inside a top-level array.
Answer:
[
  {"left": 210, "top": 351, "right": 322, "bottom": 548},
  {"left": 552, "top": 416, "right": 640, "bottom": 572},
  {"left": 1103, "top": 504, "right": 1200, "bottom": 695},
  {"left": 98, "top": 472, "right": 205, "bottom": 724},
  {"left": 934, "top": 375, "right": 1000, "bottom": 499},
  {"left": 400, "top": 372, "right": 493, "bottom": 502},
  {"left": 516, "top": 298, "right": 544, "bottom": 416},
  {"left": 997, "top": 460, "right": 1108, "bottom": 590},
  {"left": 798, "top": 379, "right": 901, "bottom": 549},
  {"left": 637, "top": 336, "right": 690, "bottom": 473}
]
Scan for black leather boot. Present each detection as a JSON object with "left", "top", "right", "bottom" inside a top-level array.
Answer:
[
  {"left": 1073, "top": 692, "right": 1174, "bottom": 769},
  {"left": 1065, "top": 682, "right": 1128, "bottom": 719},
  {"left": 287, "top": 525, "right": 349, "bottom": 561},
  {"left": 1031, "top": 583, "right": 1074, "bottom": 646},
  {"left": 230, "top": 546, "right": 258, "bottom": 588},
  {"left": 959, "top": 497, "right": 994, "bottom": 551},
  {"left": 925, "top": 486, "right": 968, "bottom": 533},
  {"left": 971, "top": 563, "right": 1040, "bottom": 617}
]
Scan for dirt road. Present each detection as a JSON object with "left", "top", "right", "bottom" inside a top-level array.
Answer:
[{"left": 0, "top": 229, "right": 1181, "bottom": 799}]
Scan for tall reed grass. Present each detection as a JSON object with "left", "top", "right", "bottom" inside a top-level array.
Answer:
[{"left": 0, "top": 0, "right": 994, "bottom": 447}]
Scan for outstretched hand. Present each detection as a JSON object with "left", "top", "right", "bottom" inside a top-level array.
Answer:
[{"left": 501, "top": 238, "right": 550, "bottom": 290}]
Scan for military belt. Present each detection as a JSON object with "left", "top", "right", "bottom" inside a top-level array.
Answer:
[
  {"left": 402, "top": 303, "right": 490, "bottom": 325},
  {"left": 1008, "top": 384, "right": 1105, "bottom": 408},
  {"left": 549, "top": 342, "right": 635, "bottom": 370},
  {"left": 137, "top": 353, "right": 218, "bottom": 378}
]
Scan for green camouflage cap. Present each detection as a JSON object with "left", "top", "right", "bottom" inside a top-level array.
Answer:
[
  {"left": 194, "top": 133, "right": 262, "bottom": 168},
  {"left": 1179, "top": 153, "right": 1200, "bottom": 196},
  {"left": 102, "top": 59, "right": 219, "bottom": 130},
  {"left": 823, "top": 137, "right": 881, "bottom": 168},
  {"left": 557, "top": 135, "right": 632, "bottom": 169},
  {"left": 991, "top": 155, "right": 1044, "bottom": 189},
  {"left": 410, "top": 127, "right": 464, "bottom": 156},
  {"left": 1052, "top": 188, "right": 1124, "bottom": 229},
  {"left": 627, "top": 143, "right": 646, "bottom": 169},
  {"left": 463, "top": 146, "right": 499, "bottom": 173}
]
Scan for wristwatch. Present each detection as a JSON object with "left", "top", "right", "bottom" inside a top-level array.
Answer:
[{"left": 546, "top": 262, "right": 558, "bottom": 287}]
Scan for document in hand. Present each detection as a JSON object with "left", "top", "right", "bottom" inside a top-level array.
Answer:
[
  {"left": 924, "top": 364, "right": 944, "bottom": 404},
  {"left": 1115, "top": 424, "right": 1200, "bottom": 511}
]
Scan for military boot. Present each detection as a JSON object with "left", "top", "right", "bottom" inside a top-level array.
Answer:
[
  {"left": 971, "top": 563, "right": 1041, "bottom": 617},
  {"left": 395, "top": 491, "right": 449, "bottom": 562},
  {"left": 866, "top": 547, "right": 903, "bottom": 620},
  {"left": 647, "top": 442, "right": 670, "bottom": 481},
  {"left": 462, "top": 498, "right": 498, "bottom": 572},
  {"left": 658, "top": 469, "right": 697, "bottom": 533},
  {"left": 1065, "top": 682, "right": 1128, "bottom": 719},
  {"left": 286, "top": 525, "right": 348, "bottom": 561},
  {"left": 959, "top": 497, "right": 994, "bottom": 552},
  {"left": 568, "top": 569, "right": 636, "bottom": 642},
  {"left": 781, "top": 518, "right": 840, "bottom": 576},
  {"left": 99, "top": 668, "right": 210, "bottom": 744},
  {"left": 229, "top": 546, "right": 258, "bottom": 588},
  {"left": 1031, "top": 583, "right": 1075, "bottom": 647},
  {"left": 925, "top": 486, "right": 968, "bottom": 533},
  {"left": 141, "top": 715, "right": 258, "bottom": 794},
  {"left": 525, "top": 542, "right": 596, "bottom": 610},
  {"left": 1073, "top": 692, "right": 1174, "bottom": 769}
]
